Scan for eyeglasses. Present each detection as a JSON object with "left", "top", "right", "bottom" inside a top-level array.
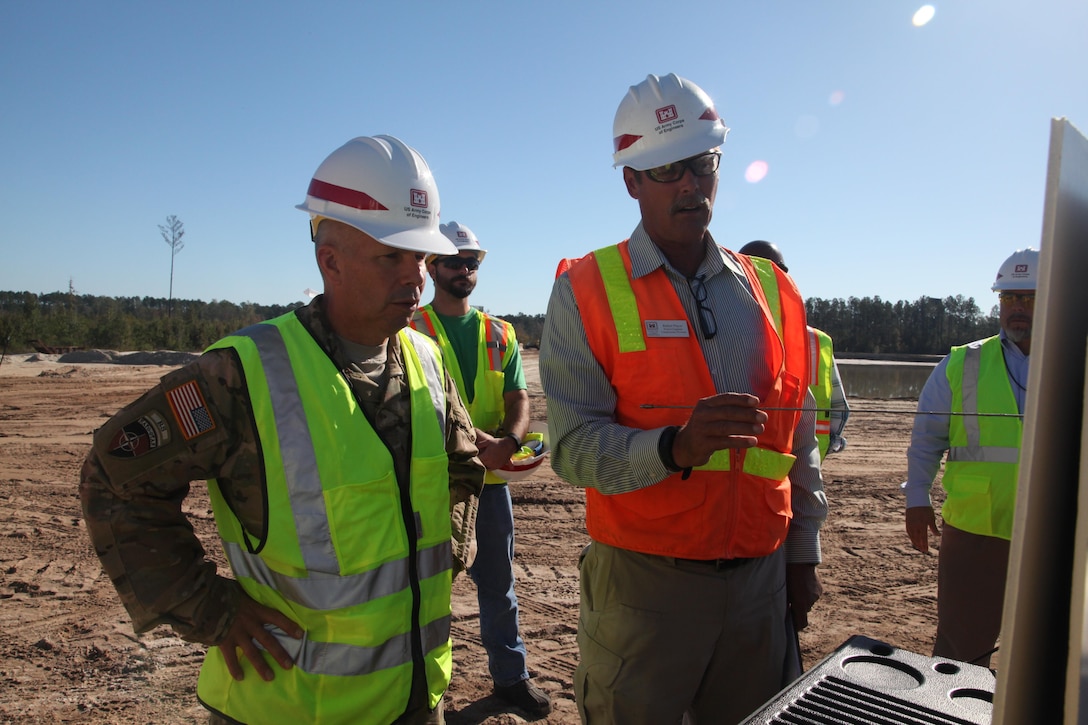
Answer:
[
  {"left": 998, "top": 292, "right": 1035, "bottom": 305},
  {"left": 435, "top": 256, "right": 480, "bottom": 271},
  {"left": 687, "top": 275, "right": 717, "bottom": 340},
  {"left": 645, "top": 151, "right": 721, "bottom": 183}
]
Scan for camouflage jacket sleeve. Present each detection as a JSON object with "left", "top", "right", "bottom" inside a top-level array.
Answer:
[
  {"left": 444, "top": 366, "right": 485, "bottom": 577},
  {"left": 79, "top": 348, "right": 259, "bottom": 645}
]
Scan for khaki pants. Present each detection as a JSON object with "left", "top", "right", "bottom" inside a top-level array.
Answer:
[
  {"left": 574, "top": 542, "right": 789, "bottom": 725},
  {"left": 933, "top": 523, "right": 1010, "bottom": 667}
]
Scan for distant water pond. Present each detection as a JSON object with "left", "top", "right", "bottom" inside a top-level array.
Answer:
[{"left": 838, "top": 360, "right": 938, "bottom": 400}]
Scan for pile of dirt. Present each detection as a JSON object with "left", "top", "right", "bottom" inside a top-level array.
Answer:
[
  {"left": 56, "top": 350, "right": 200, "bottom": 365},
  {"left": 114, "top": 351, "right": 200, "bottom": 366},
  {"left": 56, "top": 350, "right": 114, "bottom": 363}
]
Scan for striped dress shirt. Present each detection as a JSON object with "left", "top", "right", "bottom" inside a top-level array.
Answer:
[{"left": 539, "top": 223, "right": 827, "bottom": 564}]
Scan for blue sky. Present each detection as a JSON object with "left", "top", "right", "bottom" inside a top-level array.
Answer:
[{"left": 2, "top": 1, "right": 1085, "bottom": 317}]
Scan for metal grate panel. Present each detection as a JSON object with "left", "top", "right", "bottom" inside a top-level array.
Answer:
[
  {"left": 743, "top": 636, "right": 995, "bottom": 725},
  {"left": 768, "top": 676, "right": 980, "bottom": 725}
]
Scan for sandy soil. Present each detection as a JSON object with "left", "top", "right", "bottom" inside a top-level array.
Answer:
[{"left": 0, "top": 350, "right": 946, "bottom": 724}]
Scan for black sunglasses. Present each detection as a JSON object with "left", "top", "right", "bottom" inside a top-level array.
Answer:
[
  {"left": 435, "top": 256, "right": 480, "bottom": 271},
  {"left": 645, "top": 151, "right": 721, "bottom": 183}
]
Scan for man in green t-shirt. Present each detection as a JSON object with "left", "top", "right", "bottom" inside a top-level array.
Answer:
[{"left": 410, "top": 222, "right": 551, "bottom": 717}]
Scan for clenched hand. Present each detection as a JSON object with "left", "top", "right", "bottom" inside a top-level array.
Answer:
[
  {"left": 672, "top": 393, "right": 768, "bottom": 469},
  {"left": 217, "top": 594, "right": 304, "bottom": 681}
]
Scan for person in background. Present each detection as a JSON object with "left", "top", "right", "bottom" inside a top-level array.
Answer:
[
  {"left": 738, "top": 240, "right": 850, "bottom": 459},
  {"left": 411, "top": 222, "right": 551, "bottom": 717},
  {"left": 902, "top": 247, "right": 1038, "bottom": 667},
  {"left": 80, "top": 135, "right": 485, "bottom": 724},
  {"left": 540, "top": 72, "right": 827, "bottom": 724}
]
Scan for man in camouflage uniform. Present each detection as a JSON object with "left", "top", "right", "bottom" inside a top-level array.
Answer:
[{"left": 80, "top": 135, "right": 484, "bottom": 724}]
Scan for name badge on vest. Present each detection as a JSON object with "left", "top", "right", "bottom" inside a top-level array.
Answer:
[{"left": 645, "top": 320, "right": 690, "bottom": 338}]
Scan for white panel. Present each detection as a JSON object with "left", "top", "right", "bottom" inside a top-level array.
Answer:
[{"left": 994, "top": 118, "right": 1088, "bottom": 724}]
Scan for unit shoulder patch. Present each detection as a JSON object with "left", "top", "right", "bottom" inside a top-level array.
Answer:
[{"left": 106, "top": 411, "right": 172, "bottom": 458}]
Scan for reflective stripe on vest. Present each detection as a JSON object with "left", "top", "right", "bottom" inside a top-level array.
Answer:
[
  {"left": 749, "top": 257, "right": 783, "bottom": 336},
  {"left": 565, "top": 241, "right": 809, "bottom": 559},
  {"left": 243, "top": 610, "right": 450, "bottom": 678},
  {"left": 198, "top": 317, "right": 453, "bottom": 722},
  {"left": 224, "top": 537, "right": 451, "bottom": 614},
  {"left": 484, "top": 314, "right": 508, "bottom": 372},
  {"left": 942, "top": 336, "right": 1023, "bottom": 540},
  {"left": 694, "top": 445, "right": 797, "bottom": 481},
  {"left": 595, "top": 245, "right": 647, "bottom": 353}
]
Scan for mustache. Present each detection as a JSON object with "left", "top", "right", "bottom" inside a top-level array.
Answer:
[{"left": 670, "top": 195, "right": 711, "bottom": 214}]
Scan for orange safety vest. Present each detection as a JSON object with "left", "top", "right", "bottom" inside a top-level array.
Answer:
[{"left": 564, "top": 241, "right": 810, "bottom": 559}]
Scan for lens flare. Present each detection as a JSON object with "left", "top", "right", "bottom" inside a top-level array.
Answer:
[
  {"left": 912, "top": 5, "right": 935, "bottom": 27},
  {"left": 745, "top": 161, "right": 769, "bottom": 184},
  {"left": 829, "top": 90, "right": 845, "bottom": 106}
]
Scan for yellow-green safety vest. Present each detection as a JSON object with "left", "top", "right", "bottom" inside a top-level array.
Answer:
[
  {"left": 197, "top": 314, "right": 453, "bottom": 724},
  {"left": 411, "top": 306, "right": 516, "bottom": 484},
  {"left": 942, "top": 335, "right": 1023, "bottom": 540},
  {"left": 807, "top": 327, "right": 834, "bottom": 460}
]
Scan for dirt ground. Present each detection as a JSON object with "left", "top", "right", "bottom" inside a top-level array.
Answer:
[{"left": 0, "top": 350, "right": 948, "bottom": 724}]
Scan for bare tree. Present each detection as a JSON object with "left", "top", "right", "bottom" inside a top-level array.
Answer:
[{"left": 158, "top": 215, "right": 185, "bottom": 317}]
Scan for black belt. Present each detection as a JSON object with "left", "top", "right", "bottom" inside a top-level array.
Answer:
[{"left": 676, "top": 557, "right": 755, "bottom": 570}]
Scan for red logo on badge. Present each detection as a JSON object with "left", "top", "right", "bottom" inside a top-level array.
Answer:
[
  {"left": 411, "top": 189, "right": 428, "bottom": 208},
  {"left": 656, "top": 105, "right": 678, "bottom": 123}
]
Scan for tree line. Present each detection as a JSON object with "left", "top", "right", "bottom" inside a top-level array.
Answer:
[
  {"left": 498, "top": 294, "right": 999, "bottom": 356},
  {"left": 0, "top": 291, "right": 302, "bottom": 354},
  {"left": 0, "top": 290, "right": 996, "bottom": 357}
]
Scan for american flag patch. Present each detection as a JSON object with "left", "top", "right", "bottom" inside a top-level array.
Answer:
[{"left": 166, "top": 380, "right": 216, "bottom": 440}]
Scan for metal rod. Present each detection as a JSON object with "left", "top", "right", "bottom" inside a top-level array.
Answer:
[{"left": 638, "top": 404, "right": 1023, "bottom": 418}]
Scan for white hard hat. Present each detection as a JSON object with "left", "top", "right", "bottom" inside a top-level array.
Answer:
[
  {"left": 612, "top": 73, "right": 730, "bottom": 170},
  {"left": 296, "top": 135, "right": 456, "bottom": 256},
  {"left": 991, "top": 248, "right": 1040, "bottom": 291},
  {"left": 492, "top": 421, "right": 549, "bottom": 482},
  {"left": 439, "top": 221, "right": 487, "bottom": 262}
]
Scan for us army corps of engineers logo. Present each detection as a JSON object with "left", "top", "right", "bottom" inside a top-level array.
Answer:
[{"left": 107, "top": 410, "right": 171, "bottom": 458}]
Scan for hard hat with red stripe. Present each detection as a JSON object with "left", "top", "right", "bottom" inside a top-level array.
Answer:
[
  {"left": 296, "top": 135, "right": 456, "bottom": 256},
  {"left": 612, "top": 73, "right": 730, "bottom": 171}
]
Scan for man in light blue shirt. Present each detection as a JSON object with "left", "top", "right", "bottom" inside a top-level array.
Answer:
[{"left": 902, "top": 247, "right": 1037, "bottom": 667}]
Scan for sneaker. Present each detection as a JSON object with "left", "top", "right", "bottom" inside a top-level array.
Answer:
[{"left": 494, "top": 679, "right": 552, "bottom": 717}]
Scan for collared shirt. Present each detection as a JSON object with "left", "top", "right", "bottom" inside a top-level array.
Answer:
[
  {"left": 539, "top": 222, "right": 827, "bottom": 564},
  {"left": 902, "top": 330, "right": 1029, "bottom": 508}
]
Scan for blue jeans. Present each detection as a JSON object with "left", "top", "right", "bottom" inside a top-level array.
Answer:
[{"left": 469, "top": 482, "right": 528, "bottom": 687}]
